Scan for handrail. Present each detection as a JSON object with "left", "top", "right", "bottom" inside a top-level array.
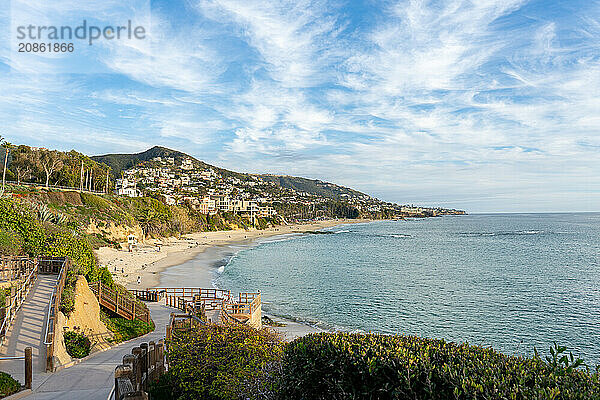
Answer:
[
  {"left": 43, "top": 265, "right": 65, "bottom": 345},
  {"left": 0, "top": 258, "right": 38, "bottom": 345},
  {"left": 89, "top": 281, "right": 151, "bottom": 324},
  {"left": 41, "top": 257, "right": 69, "bottom": 372}
]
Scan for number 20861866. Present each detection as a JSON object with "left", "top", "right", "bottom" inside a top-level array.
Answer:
[{"left": 18, "top": 42, "right": 74, "bottom": 52}]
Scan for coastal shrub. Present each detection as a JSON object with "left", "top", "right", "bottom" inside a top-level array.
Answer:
[
  {"left": 0, "top": 371, "right": 20, "bottom": 398},
  {"left": 279, "top": 333, "right": 600, "bottom": 400},
  {"left": 100, "top": 311, "right": 154, "bottom": 343},
  {"left": 0, "top": 198, "right": 46, "bottom": 255},
  {"left": 0, "top": 229, "right": 23, "bottom": 255},
  {"left": 150, "top": 324, "right": 283, "bottom": 400},
  {"left": 63, "top": 330, "right": 91, "bottom": 359},
  {"left": 59, "top": 285, "right": 75, "bottom": 316}
]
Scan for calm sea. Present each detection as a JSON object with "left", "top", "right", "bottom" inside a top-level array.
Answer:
[{"left": 215, "top": 214, "right": 600, "bottom": 365}]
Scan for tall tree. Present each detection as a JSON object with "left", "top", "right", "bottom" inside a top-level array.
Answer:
[
  {"left": 38, "top": 149, "right": 64, "bottom": 188},
  {"left": 11, "top": 146, "right": 34, "bottom": 184},
  {"left": 0, "top": 136, "right": 6, "bottom": 195}
]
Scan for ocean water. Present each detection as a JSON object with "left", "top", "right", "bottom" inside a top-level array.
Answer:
[{"left": 214, "top": 214, "right": 600, "bottom": 365}]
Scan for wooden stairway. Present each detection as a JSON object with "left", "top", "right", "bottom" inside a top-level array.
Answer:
[{"left": 89, "top": 282, "right": 151, "bottom": 324}]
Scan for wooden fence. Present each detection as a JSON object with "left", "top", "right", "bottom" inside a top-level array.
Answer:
[
  {"left": 133, "top": 287, "right": 261, "bottom": 329},
  {"left": 0, "top": 257, "right": 38, "bottom": 348},
  {"left": 89, "top": 282, "right": 151, "bottom": 324},
  {"left": 222, "top": 292, "right": 262, "bottom": 328},
  {"left": 0, "top": 256, "right": 36, "bottom": 281},
  {"left": 41, "top": 257, "right": 69, "bottom": 372},
  {"left": 113, "top": 339, "right": 166, "bottom": 400}
]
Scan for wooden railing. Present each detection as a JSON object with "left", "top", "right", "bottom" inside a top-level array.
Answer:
[
  {"left": 89, "top": 282, "right": 151, "bottom": 324},
  {"left": 0, "top": 257, "right": 39, "bottom": 348},
  {"left": 0, "top": 256, "right": 36, "bottom": 281},
  {"left": 41, "top": 257, "right": 69, "bottom": 372},
  {"left": 113, "top": 340, "right": 166, "bottom": 400},
  {"left": 222, "top": 293, "right": 262, "bottom": 328},
  {"left": 133, "top": 287, "right": 261, "bottom": 328}
]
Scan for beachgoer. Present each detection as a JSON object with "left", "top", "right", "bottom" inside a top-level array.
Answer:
[{"left": 137, "top": 276, "right": 141, "bottom": 285}]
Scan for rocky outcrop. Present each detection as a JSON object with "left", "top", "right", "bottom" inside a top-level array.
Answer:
[{"left": 53, "top": 276, "right": 115, "bottom": 368}]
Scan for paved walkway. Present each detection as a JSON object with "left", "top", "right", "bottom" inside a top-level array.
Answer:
[
  {"left": 0, "top": 275, "right": 56, "bottom": 386},
  {"left": 22, "top": 301, "right": 175, "bottom": 400}
]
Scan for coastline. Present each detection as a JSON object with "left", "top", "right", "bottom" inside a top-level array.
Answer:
[{"left": 95, "top": 219, "right": 371, "bottom": 339}]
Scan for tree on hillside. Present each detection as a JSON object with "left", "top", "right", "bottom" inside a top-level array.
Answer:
[
  {"left": 10, "top": 145, "right": 34, "bottom": 184},
  {"left": 0, "top": 136, "right": 7, "bottom": 195},
  {"left": 38, "top": 149, "right": 64, "bottom": 188}
]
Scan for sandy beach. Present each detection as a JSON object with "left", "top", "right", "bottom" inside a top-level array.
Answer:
[{"left": 95, "top": 219, "right": 370, "bottom": 339}]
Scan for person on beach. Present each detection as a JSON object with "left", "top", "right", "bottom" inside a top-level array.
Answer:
[{"left": 137, "top": 276, "right": 141, "bottom": 285}]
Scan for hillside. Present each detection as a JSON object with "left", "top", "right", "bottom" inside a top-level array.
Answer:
[
  {"left": 259, "top": 175, "right": 369, "bottom": 201},
  {"left": 93, "top": 146, "right": 374, "bottom": 202},
  {"left": 92, "top": 146, "right": 215, "bottom": 177}
]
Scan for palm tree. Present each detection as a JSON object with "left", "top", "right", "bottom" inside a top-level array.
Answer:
[{"left": 1, "top": 136, "right": 9, "bottom": 196}]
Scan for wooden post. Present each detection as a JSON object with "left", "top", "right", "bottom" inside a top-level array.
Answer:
[
  {"left": 156, "top": 341, "right": 164, "bottom": 376},
  {"left": 131, "top": 347, "right": 142, "bottom": 391},
  {"left": 25, "top": 347, "right": 32, "bottom": 389},
  {"left": 115, "top": 292, "right": 119, "bottom": 315},
  {"left": 139, "top": 343, "right": 148, "bottom": 391},
  {"left": 132, "top": 301, "right": 136, "bottom": 321},
  {"left": 148, "top": 341, "right": 155, "bottom": 382}
]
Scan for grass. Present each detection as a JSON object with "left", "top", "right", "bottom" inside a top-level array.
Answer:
[{"left": 101, "top": 311, "right": 155, "bottom": 343}]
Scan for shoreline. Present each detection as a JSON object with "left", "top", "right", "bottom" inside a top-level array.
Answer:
[{"left": 95, "top": 219, "right": 371, "bottom": 339}]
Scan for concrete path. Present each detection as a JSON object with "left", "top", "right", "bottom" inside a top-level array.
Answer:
[
  {"left": 21, "top": 301, "right": 175, "bottom": 400},
  {"left": 0, "top": 275, "right": 56, "bottom": 386}
]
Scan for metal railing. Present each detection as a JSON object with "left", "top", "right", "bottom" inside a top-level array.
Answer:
[
  {"left": 40, "top": 257, "right": 69, "bottom": 372},
  {"left": 0, "top": 347, "right": 32, "bottom": 389}
]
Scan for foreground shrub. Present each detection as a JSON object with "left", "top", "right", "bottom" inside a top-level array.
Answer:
[
  {"left": 0, "top": 371, "right": 20, "bottom": 398},
  {"left": 279, "top": 333, "right": 600, "bottom": 400},
  {"left": 63, "top": 330, "right": 91, "bottom": 359},
  {"left": 150, "top": 324, "right": 283, "bottom": 400}
]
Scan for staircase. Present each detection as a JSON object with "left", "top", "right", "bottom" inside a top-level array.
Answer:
[{"left": 89, "top": 282, "right": 151, "bottom": 324}]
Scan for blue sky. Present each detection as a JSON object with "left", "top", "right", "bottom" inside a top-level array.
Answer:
[{"left": 1, "top": 0, "right": 599, "bottom": 212}]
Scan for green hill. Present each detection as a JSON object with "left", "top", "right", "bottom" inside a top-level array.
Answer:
[
  {"left": 259, "top": 175, "right": 369, "bottom": 201},
  {"left": 92, "top": 146, "right": 374, "bottom": 201}
]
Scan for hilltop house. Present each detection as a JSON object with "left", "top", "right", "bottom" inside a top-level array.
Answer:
[{"left": 115, "top": 178, "right": 140, "bottom": 197}]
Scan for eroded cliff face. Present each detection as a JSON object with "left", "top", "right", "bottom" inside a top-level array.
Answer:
[
  {"left": 86, "top": 220, "right": 144, "bottom": 244},
  {"left": 53, "top": 276, "right": 115, "bottom": 368}
]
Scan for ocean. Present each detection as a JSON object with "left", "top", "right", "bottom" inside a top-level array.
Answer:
[{"left": 215, "top": 213, "right": 600, "bottom": 365}]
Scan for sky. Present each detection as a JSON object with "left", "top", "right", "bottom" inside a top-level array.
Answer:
[{"left": 0, "top": 0, "right": 599, "bottom": 213}]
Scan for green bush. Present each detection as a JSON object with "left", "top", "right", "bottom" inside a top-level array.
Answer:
[
  {"left": 0, "top": 199, "right": 46, "bottom": 255},
  {"left": 0, "top": 229, "right": 23, "bottom": 255},
  {"left": 101, "top": 311, "right": 154, "bottom": 343},
  {"left": 63, "top": 330, "right": 91, "bottom": 359},
  {"left": 150, "top": 324, "right": 283, "bottom": 400},
  {"left": 0, "top": 371, "right": 20, "bottom": 398},
  {"left": 59, "top": 285, "right": 75, "bottom": 316},
  {"left": 279, "top": 333, "right": 600, "bottom": 400},
  {"left": 0, "top": 198, "right": 113, "bottom": 289}
]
